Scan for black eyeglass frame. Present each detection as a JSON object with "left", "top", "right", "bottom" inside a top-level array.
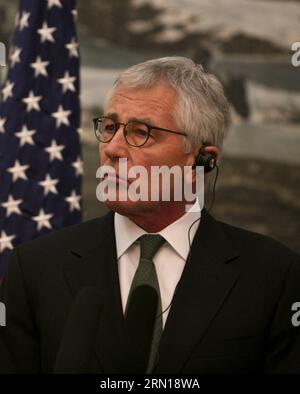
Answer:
[{"left": 93, "top": 116, "right": 188, "bottom": 147}]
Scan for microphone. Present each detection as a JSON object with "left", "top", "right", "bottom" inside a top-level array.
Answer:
[
  {"left": 54, "top": 287, "right": 102, "bottom": 374},
  {"left": 119, "top": 285, "right": 158, "bottom": 374}
]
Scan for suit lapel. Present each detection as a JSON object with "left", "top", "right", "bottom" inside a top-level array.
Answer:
[
  {"left": 154, "top": 209, "right": 240, "bottom": 373},
  {"left": 63, "top": 211, "right": 124, "bottom": 372},
  {"left": 63, "top": 209, "right": 240, "bottom": 374}
]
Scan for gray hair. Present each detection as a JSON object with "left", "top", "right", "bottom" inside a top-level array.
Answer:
[{"left": 106, "top": 56, "right": 230, "bottom": 153}]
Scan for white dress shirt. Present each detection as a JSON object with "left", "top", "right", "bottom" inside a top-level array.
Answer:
[{"left": 114, "top": 200, "right": 201, "bottom": 328}]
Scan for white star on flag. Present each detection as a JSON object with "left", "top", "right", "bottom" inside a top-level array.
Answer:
[
  {"left": 30, "top": 56, "right": 49, "bottom": 77},
  {"left": 57, "top": 71, "right": 76, "bottom": 93},
  {"left": 45, "top": 140, "right": 65, "bottom": 161},
  {"left": 72, "top": 156, "right": 84, "bottom": 176},
  {"left": 10, "top": 46, "right": 22, "bottom": 67},
  {"left": 71, "top": 9, "right": 78, "bottom": 21},
  {"left": 2, "top": 80, "right": 14, "bottom": 101},
  {"left": 52, "top": 105, "right": 72, "bottom": 128},
  {"left": 32, "top": 209, "right": 53, "bottom": 231},
  {"left": 22, "top": 90, "right": 42, "bottom": 112},
  {"left": 39, "top": 174, "right": 59, "bottom": 195},
  {"left": 37, "top": 22, "right": 56, "bottom": 43},
  {"left": 65, "top": 190, "right": 81, "bottom": 212},
  {"left": 47, "top": 0, "right": 62, "bottom": 9},
  {"left": 1, "top": 195, "right": 23, "bottom": 217},
  {"left": 0, "top": 117, "right": 6, "bottom": 134},
  {"left": 65, "top": 38, "right": 79, "bottom": 58},
  {"left": 7, "top": 160, "right": 30, "bottom": 182},
  {"left": 0, "top": 231, "right": 16, "bottom": 253},
  {"left": 18, "top": 11, "right": 30, "bottom": 31},
  {"left": 15, "top": 125, "right": 36, "bottom": 147}
]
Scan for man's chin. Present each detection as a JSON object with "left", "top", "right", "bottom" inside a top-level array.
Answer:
[
  {"left": 103, "top": 198, "right": 159, "bottom": 216},
  {"left": 103, "top": 199, "right": 143, "bottom": 215}
]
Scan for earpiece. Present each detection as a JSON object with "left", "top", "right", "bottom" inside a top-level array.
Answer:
[
  {"left": 159, "top": 146, "right": 219, "bottom": 318},
  {"left": 193, "top": 146, "right": 216, "bottom": 173}
]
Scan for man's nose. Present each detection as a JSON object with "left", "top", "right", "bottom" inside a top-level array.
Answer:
[{"left": 102, "top": 125, "right": 128, "bottom": 160}]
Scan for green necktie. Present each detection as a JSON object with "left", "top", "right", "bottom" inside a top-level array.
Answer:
[{"left": 125, "top": 234, "right": 165, "bottom": 374}]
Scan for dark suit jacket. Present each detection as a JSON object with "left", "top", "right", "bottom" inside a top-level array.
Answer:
[{"left": 0, "top": 209, "right": 300, "bottom": 374}]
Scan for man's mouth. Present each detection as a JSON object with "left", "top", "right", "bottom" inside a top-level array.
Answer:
[{"left": 103, "top": 172, "right": 130, "bottom": 185}]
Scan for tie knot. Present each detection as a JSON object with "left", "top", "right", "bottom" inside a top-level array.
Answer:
[{"left": 139, "top": 234, "right": 165, "bottom": 261}]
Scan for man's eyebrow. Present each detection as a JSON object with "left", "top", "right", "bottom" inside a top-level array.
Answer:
[
  {"left": 105, "top": 112, "right": 118, "bottom": 120},
  {"left": 130, "top": 116, "right": 154, "bottom": 125},
  {"left": 104, "top": 113, "right": 154, "bottom": 125}
]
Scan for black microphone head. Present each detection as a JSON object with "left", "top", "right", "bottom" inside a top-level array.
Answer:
[
  {"left": 54, "top": 287, "right": 102, "bottom": 374},
  {"left": 119, "top": 285, "right": 158, "bottom": 374}
]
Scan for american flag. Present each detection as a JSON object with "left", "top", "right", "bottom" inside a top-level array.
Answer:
[{"left": 0, "top": 0, "right": 82, "bottom": 277}]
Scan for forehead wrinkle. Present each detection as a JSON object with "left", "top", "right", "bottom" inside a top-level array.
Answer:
[{"left": 108, "top": 91, "right": 176, "bottom": 123}]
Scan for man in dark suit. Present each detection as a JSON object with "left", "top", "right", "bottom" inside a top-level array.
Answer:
[{"left": 0, "top": 57, "right": 299, "bottom": 374}]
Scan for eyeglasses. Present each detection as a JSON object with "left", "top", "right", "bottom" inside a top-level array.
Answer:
[{"left": 93, "top": 116, "right": 187, "bottom": 147}]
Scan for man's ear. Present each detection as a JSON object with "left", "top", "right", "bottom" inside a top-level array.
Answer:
[
  {"left": 186, "top": 145, "right": 219, "bottom": 167},
  {"left": 183, "top": 145, "right": 201, "bottom": 185},
  {"left": 201, "top": 146, "right": 219, "bottom": 177},
  {"left": 185, "top": 145, "right": 201, "bottom": 168},
  {"left": 191, "top": 145, "right": 219, "bottom": 181},
  {"left": 184, "top": 145, "right": 219, "bottom": 183},
  {"left": 203, "top": 146, "right": 219, "bottom": 164}
]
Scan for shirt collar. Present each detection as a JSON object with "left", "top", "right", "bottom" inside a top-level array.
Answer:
[
  {"left": 114, "top": 200, "right": 201, "bottom": 260},
  {"left": 159, "top": 200, "right": 201, "bottom": 260},
  {"left": 114, "top": 212, "right": 146, "bottom": 259}
]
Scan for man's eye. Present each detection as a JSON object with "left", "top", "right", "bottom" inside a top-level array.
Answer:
[
  {"left": 104, "top": 125, "right": 114, "bottom": 132},
  {"left": 135, "top": 129, "right": 148, "bottom": 137}
]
